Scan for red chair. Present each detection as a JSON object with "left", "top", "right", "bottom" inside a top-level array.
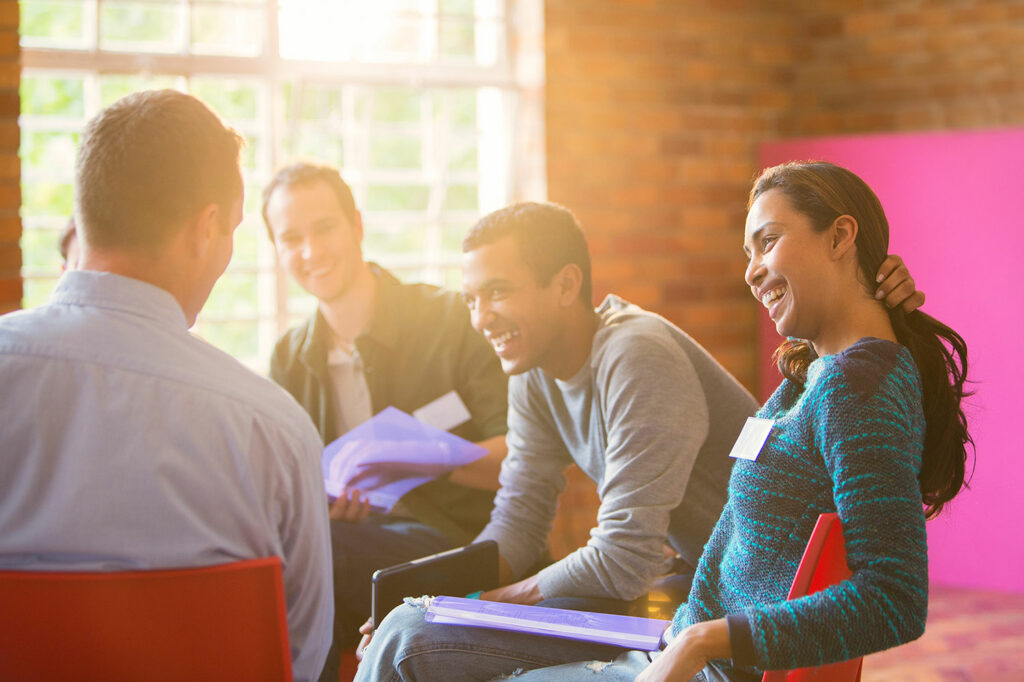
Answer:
[
  {"left": 0, "top": 557, "right": 293, "bottom": 682},
  {"left": 762, "top": 513, "right": 862, "bottom": 682}
]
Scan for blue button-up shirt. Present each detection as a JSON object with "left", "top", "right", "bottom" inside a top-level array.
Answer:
[{"left": 0, "top": 271, "right": 332, "bottom": 681}]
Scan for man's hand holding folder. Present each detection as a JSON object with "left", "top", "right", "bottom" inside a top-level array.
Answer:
[{"left": 322, "top": 407, "right": 488, "bottom": 515}]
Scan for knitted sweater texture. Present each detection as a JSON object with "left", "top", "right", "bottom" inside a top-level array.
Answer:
[{"left": 672, "top": 338, "right": 928, "bottom": 673}]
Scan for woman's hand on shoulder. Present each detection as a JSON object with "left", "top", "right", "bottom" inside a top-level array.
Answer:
[{"left": 875, "top": 254, "right": 925, "bottom": 313}]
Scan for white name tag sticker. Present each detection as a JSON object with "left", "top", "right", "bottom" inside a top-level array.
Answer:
[
  {"left": 727, "top": 417, "right": 775, "bottom": 462},
  {"left": 414, "top": 390, "right": 472, "bottom": 432}
]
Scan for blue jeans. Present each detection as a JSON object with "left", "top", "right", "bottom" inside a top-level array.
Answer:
[
  {"left": 320, "top": 515, "right": 452, "bottom": 682},
  {"left": 355, "top": 602, "right": 632, "bottom": 681},
  {"left": 355, "top": 603, "right": 757, "bottom": 682}
]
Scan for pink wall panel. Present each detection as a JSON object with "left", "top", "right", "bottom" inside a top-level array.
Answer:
[{"left": 759, "top": 129, "right": 1024, "bottom": 594}]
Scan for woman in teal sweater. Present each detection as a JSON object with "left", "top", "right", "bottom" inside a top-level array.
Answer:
[{"left": 632, "top": 161, "right": 973, "bottom": 681}]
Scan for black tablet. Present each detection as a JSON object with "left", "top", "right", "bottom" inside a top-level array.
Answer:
[{"left": 371, "top": 540, "right": 499, "bottom": 629}]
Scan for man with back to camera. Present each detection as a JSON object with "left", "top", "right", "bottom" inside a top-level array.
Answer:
[
  {"left": 261, "top": 162, "right": 510, "bottom": 673},
  {"left": 0, "top": 90, "right": 332, "bottom": 681},
  {"left": 355, "top": 201, "right": 927, "bottom": 679}
]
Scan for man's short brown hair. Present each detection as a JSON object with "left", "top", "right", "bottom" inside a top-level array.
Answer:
[
  {"left": 261, "top": 162, "right": 358, "bottom": 241},
  {"left": 74, "top": 89, "right": 244, "bottom": 251},
  {"left": 463, "top": 201, "right": 593, "bottom": 306}
]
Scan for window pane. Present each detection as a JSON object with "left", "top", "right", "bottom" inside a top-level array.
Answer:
[
  {"left": 278, "top": 0, "right": 350, "bottom": 61},
  {"left": 451, "top": 90, "right": 477, "bottom": 128},
  {"left": 441, "top": 221, "right": 469, "bottom": 252},
  {"left": 241, "top": 136, "right": 261, "bottom": 173},
  {"left": 230, "top": 221, "right": 261, "bottom": 269},
  {"left": 20, "top": 75, "right": 85, "bottom": 117},
  {"left": 19, "top": 227, "right": 62, "bottom": 272},
  {"left": 23, "top": 276, "right": 59, "bottom": 310},
  {"left": 196, "top": 320, "right": 260, "bottom": 362},
  {"left": 287, "top": 129, "right": 344, "bottom": 168},
  {"left": 100, "top": 1, "right": 183, "bottom": 53},
  {"left": 20, "top": 0, "right": 89, "bottom": 47},
  {"left": 447, "top": 140, "right": 477, "bottom": 172},
  {"left": 440, "top": 0, "right": 474, "bottom": 16},
  {"left": 190, "top": 78, "right": 259, "bottom": 121},
  {"left": 191, "top": 5, "right": 264, "bottom": 57},
  {"left": 99, "top": 74, "right": 180, "bottom": 107},
  {"left": 369, "top": 134, "right": 421, "bottom": 170},
  {"left": 356, "top": 15, "right": 422, "bottom": 62},
  {"left": 365, "top": 185, "right": 430, "bottom": 212},
  {"left": 444, "top": 184, "right": 477, "bottom": 211},
  {"left": 204, "top": 271, "right": 259, "bottom": 318},
  {"left": 22, "top": 181, "right": 74, "bottom": 218},
  {"left": 288, "top": 84, "right": 344, "bottom": 121},
  {"left": 372, "top": 88, "right": 421, "bottom": 124},
  {"left": 364, "top": 226, "right": 425, "bottom": 258},
  {"left": 439, "top": 17, "right": 474, "bottom": 59},
  {"left": 20, "top": 130, "right": 79, "bottom": 170}
]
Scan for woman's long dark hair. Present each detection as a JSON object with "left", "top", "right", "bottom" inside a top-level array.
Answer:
[{"left": 751, "top": 161, "right": 972, "bottom": 519}]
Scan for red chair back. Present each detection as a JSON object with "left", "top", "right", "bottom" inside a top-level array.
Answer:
[
  {"left": 0, "top": 557, "right": 293, "bottom": 682},
  {"left": 762, "top": 513, "right": 863, "bottom": 682}
]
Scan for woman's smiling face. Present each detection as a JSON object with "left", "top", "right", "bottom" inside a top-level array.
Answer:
[{"left": 744, "top": 188, "right": 837, "bottom": 345}]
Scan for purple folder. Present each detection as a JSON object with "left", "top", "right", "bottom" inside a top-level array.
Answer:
[
  {"left": 322, "top": 407, "right": 487, "bottom": 512},
  {"left": 424, "top": 596, "right": 669, "bottom": 651}
]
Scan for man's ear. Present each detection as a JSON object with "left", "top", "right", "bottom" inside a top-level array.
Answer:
[
  {"left": 352, "top": 210, "right": 365, "bottom": 243},
  {"left": 829, "top": 214, "right": 858, "bottom": 260},
  {"left": 188, "top": 203, "right": 222, "bottom": 259},
  {"left": 553, "top": 263, "right": 583, "bottom": 307}
]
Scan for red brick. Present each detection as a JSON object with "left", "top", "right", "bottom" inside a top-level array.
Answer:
[
  {"left": 0, "top": 181, "right": 18, "bottom": 209},
  {"left": 0, "top": 153, "right": 17, "bottom": 180},
  {"left": 0, "top": 215, "right": 17, "bottom": 241},
  {"left": 0, "top": 60, "right": 16, "bottom": 89},
  {"left": 0, "top": 90, "right": 17, "bottom": 118},
  {"left": 0, "top": 275, "right": 21, "bottom": 304},
  {"left": 0, "top": 242, "right": 19, "bottom": 270},
  {"left": 0, "top": 121, "right": 16, "bottom": 150},
  {"left": 843, "top": 11, "right": 893, "bottom": 35},
  {"left": 0, "top": 29, "right": 16, "bottom": 58},
  {"left": 0, "top": 4, "right": 17, "bottom": 30}
]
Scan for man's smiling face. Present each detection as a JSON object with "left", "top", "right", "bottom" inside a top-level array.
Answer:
[
  {"left": 461, "top": 235, "right": 566, "bottom": 376},
  {"left": 265, "top": 179, "right": 364, "bottom": 304}
]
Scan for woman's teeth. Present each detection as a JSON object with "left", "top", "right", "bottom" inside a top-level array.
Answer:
[{"left": 762, "top": 287, "right": 785, "bottom": 307}]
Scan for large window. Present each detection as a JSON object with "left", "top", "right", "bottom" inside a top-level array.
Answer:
[{"left": 19, "top": 0, "right": 538, "bottom": 369}]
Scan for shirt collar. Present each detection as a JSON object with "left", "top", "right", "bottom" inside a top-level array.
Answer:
[
  {"left": 358, "top": 263, "right": 402, "bottom": 351},
  {"left": 51, "top": 270, "right": 189, "bottom": 332}
]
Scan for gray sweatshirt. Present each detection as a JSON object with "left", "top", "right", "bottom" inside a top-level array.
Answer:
[{"left": 476, "top": 296, "right": 758, "bottom": 601}]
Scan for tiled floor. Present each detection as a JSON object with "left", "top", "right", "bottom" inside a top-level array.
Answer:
[{"left": 862, "top": 584, "right": 1024, "bottom": 681}]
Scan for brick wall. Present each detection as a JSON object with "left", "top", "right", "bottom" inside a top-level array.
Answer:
[
  {"left": 542, "top": 0, "right": 1024, "bottom": 560},
  {"left": 789, "top": 1, "right": 1024, "bottom": 136},
  {"left": 0, "top": 0, "right": 17, "bottom": 315}
]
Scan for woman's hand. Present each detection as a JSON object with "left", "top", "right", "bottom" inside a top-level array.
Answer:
[
  {"left": 875, "top": 254, "right": 925, "bottom": 313},
  {"left": 635, "top": 619, "right": 730, "bottom": 682}
]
